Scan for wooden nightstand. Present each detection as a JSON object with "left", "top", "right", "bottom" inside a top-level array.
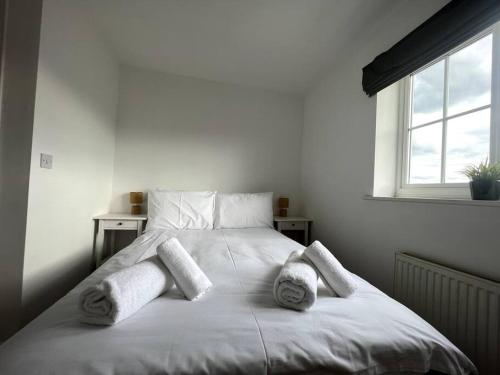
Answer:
[
  {"left": 93, "top": 213, "right": 147, "bottom": 268},
  {"left": 274, "top": 216, "right": 312, "bottom": 246}
]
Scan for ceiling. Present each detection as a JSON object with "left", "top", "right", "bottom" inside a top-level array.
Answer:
[{"left": 87, "top": 0, "right": 392, "bottom": 94}]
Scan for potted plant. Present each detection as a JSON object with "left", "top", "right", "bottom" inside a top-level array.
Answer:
[{"left": 462, "top": 160, "right": 500, "bottom": 200}]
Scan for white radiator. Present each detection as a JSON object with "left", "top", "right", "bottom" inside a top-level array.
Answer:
[{"left": 394, "top": 252, "right": 500, "bottom": 374}]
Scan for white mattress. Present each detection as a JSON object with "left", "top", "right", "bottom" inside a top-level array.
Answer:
[{"left": 0, "top": 228, "right": 476, "bottom": 374}]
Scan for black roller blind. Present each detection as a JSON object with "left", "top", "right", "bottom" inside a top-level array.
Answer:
[{"left": 362, "top": 0, "right": 500, "bottom": 97}]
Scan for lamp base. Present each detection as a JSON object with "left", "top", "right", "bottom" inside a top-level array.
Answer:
[
  {"left": 131, "top": 205, "right": 142, "bottom": 215},
  {"left": 279, "top": 208, "right": 288, "bottom": 217}
]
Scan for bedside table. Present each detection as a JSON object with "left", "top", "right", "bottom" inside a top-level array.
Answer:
[
  {"left": 274, "top": 216, "right": 312, "bottom": 246},
  {"left": 93, "top": 213, "right": 147, "bottom": 268}
]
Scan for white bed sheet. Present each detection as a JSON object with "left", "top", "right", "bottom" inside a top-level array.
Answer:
[{"left": 0, "top": 228, "right": 476, "bottom": 374}]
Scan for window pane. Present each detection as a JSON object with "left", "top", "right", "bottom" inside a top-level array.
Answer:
[
  {"left": 445, "top": 108, "right": 490, "bottom": 183},
  {"left": 411, "top": 61, "right": 444, "bottom": 126},
  {"left": 448, "top": 34, "right": 492, "bottom": 116},
  {"left": 409, "top": 123, "right": 442, "bottom": 184},
  {"left": 448, "top": 34, "right": 492, "bottom": 115}
]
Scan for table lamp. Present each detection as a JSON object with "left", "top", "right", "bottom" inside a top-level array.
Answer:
[
  {"left": 278, "top": 197, "right": 289, "bottom": 217},
  {"left": 130, "top": 192, "right": 143, "bottom": 215}
]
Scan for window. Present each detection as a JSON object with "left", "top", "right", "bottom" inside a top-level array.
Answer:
[{"left": 397, "top": 23, "right": 500, "bottom": 199}]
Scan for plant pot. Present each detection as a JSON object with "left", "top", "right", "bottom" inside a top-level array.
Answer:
[{"left": 469, "top": 180, "right": 498, "bottom": 200}]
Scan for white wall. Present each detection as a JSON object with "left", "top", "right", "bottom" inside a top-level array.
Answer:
[
  {"left": 22, "top": 0, "right": 119, "bottom": 322},
  {"left": 301, "top": 0, "right": 500, "bottom": 294},
  {"left": 111, "top": 66, "right": 303, "bottom": 214}
]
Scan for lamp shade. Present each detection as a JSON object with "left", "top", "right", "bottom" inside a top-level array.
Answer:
[
  {"left": 129, "top": 192, "right": 143, "bottom": 205},
  {"left": 278, "top": 197, "right": 289, "bottom": 209}
]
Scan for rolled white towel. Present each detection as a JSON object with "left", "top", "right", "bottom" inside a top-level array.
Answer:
[
  {"left": 157, "top": 237, "right": 212, "bottom": 300},
  {"left": 79, "top": 256, "right": 174, "bottom": 325},
  {"left": 274, "top": 251, "right": 318, "bottom": 311},
  {"left": 303, "top": 241, "right": 357, "bottom": 297}
]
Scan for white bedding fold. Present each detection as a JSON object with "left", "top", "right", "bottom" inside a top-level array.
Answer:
[
  {"left": 79, "top": 256, "right": 174, "bottom": 325},
  {"left": 273, "top": 250, "right": 318, "bottom": 311},
  {"left": 157, "top": 237, "right": 212, "bottom": 300},
  {"left": 303, "top": 240, "right": 357, "bottom": 297}
]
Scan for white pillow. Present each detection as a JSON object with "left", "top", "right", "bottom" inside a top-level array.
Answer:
[
  {"left": 215, "top": 192, "right": 273, "bottom": 229},
  {"left": 145, "top": 190, "right": 216, "bottom": 231}
]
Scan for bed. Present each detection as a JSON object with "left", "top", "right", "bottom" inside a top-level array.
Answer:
[{"left": 0, "top": 227, "right": 475, "bottom": 374}]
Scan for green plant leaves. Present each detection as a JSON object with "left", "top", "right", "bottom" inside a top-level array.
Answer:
[{"left": 462, "top": 159, "right": 500, "bottom": 181}]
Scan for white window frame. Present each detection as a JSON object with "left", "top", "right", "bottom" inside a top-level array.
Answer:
[{"left": 396, "top": 22, "right": 500, "bottom": 199}]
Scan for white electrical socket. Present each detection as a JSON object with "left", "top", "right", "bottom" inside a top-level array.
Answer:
[{"left": 40, "top": 153, "right": 53, "bottom": 169}]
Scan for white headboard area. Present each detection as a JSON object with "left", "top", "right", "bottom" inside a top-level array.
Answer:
[{"left": 110, "top": 66, "right": 304, "bottom": 215}]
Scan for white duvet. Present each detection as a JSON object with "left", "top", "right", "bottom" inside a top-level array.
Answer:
[{"left": 0, "top": 228, "right": 476, "bottom": 374}]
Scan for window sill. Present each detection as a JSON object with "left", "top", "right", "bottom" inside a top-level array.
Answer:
[{"left": 364, "top": 195, "right": 500, "bottom": 207}]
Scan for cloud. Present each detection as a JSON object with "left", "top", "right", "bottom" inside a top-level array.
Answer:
[
  {"left": 447, "top": 147, "right": 484, "bottom": 159},
  {"left": 412, "top": 142, "right": 438, "bottom": 156},
  {"left": 448, "top": 34, "right": 492, "bottom": 112},
  {"left": 412, "top": 61, "right": 444, "bottom": 122}
]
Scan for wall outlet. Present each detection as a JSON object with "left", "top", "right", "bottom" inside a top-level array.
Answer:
[{"left": 40, "top": 153, "right": 53, "bottom": 169}]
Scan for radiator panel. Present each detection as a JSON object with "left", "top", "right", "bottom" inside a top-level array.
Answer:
[{"left": 394, "top": 252, "right": 500, "bottom": 374}]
